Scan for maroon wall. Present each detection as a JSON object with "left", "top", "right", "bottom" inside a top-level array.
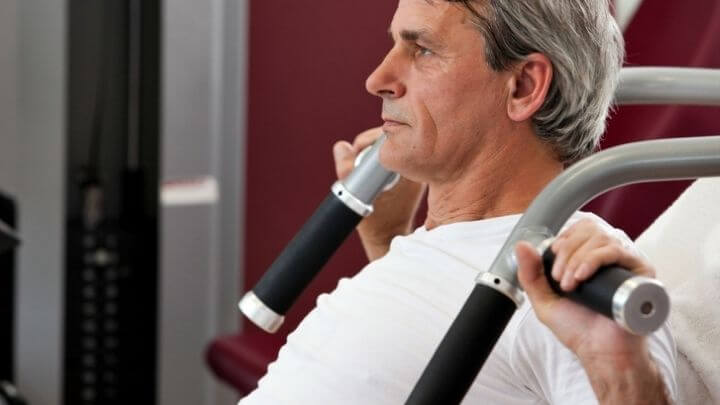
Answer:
[
  {"left": 586, "top": 0, "right": 720, "bottom": 237},
  {"left": 244, "top": 2, "right": 398, "bottom": 334}
]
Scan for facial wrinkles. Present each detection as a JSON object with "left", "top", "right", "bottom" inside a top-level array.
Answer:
[
  {"left": 392, "top": 0, "right": 466, "bottom": 55},
  {"left": 385, "top": 1, "right": 476, "bottom": 125},
  {"left": 422, "top": 54, "right": 513, "bottom": 185},
  {"left": 396, "top": 0, "right": 457, "bottom": 26},
  {"left": 421, "top": 64, "right": 497, "bottom": 181},
  {"left": 385, "top": 0, "right": 506, "bottom": 182},
  {"left": 427, "top": 133, "right": 517, "bottom": 222}
]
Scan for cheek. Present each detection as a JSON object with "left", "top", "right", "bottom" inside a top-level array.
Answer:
[
  {"left": 414, "top": 87, "right": 480, "bottom": 141},
  {"left": 436, "top": 76, "right": 504, "bottom": 134},
  {"left": 405, "top": 63, "right": 504, "bottom": 152}
]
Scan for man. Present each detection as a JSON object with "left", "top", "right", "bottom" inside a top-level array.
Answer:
[{"left": 241, "top": 0, "right": 677, "bottom": 403}]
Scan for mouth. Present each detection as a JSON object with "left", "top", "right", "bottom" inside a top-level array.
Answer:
[{"left": 381, "top": 117, "right": 409, "bottom": 130}]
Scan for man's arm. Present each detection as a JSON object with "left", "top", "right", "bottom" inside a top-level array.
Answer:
[
  {"left": 579, "top": 345, "right": 670, "bottom": 404},
  {"left": 515, "top": 219, "right": 673, "bottom": 404},
  {"left": 333, "top": 127, "right": 426, "bottom": 261}
]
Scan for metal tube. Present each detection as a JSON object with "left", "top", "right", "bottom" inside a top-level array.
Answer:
[
  {"left": 239, "top": 135, "right": 398, "bottom": 332},
  {"left": 490, "top": 136, "right": 720, "bottom": 287},
  {"left": 616, "top": 67, "right": 720, "bottom": 106},
  {"left": 409, "top": 135, "right": 720, "bottom": 404}
]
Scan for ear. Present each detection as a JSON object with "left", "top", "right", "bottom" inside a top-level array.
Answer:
[{"left": 506, "top": 53, "right": 553, "bottom": 122}]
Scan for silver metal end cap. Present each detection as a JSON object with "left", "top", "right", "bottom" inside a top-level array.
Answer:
[
  {"left": 613, "top": 277, "right": 670, "bottom": 335},
  {"left": 331, "top": 182, "right": 373, "bottom": 217},
  {"left": 477, "top": 272, "right": 524, "bottom": 307},
  {"left": 238, "top": 291, "right": 285, "bottom": 334}
]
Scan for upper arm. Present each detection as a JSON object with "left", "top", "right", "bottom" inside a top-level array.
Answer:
[
  {"left": 509, "top": 304, "right": 678, "bottom": 404},
  {"left": 510, "top": 305, "right": 598, "bottom": 404}
]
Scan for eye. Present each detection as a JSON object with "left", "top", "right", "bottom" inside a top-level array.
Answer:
[{"left": 414, "top": 44, "right": 433, "bottom": 57}]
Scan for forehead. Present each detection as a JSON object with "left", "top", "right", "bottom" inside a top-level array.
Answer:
[{"left": 391, "top": 0, "right": 471, "bottom": 36}]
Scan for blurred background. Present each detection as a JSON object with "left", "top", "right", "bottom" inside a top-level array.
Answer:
[{"left": 0, "top": 0, "right": 718, "bottom": 404}]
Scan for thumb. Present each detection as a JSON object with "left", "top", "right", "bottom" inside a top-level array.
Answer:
[
  {"left": 333, "top": 141, "right": 355, "bottom": 179},
  {"left": 515, "top": 242, "right": 556, "bottom": 307}
]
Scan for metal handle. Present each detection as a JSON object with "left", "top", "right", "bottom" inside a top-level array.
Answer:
[
  {"left": 616, "top": 67, "right": 720, "bottom": 106},
  {"left": 541, "top": 247, "right": 669, "bottom": 335},
  {"left": 239, "top": 135, "right": 398, "bottom": 332},
  {"left": 410, "top": 135, "right": 720, "bottom": 405},
  {"left": 240, "top": 193, "right": 363, "bottom": 332},
  {"left": 405, "top": 284, "right": 516, "bottom": 405}
]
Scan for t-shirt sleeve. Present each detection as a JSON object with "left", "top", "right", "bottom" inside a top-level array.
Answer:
[{"left": 509, "top": 305, "right": 678, "bottom": 404}]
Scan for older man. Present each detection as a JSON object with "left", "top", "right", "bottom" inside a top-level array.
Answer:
[{"left": 240, "top": 0, "right": 676, "bottom": 403}]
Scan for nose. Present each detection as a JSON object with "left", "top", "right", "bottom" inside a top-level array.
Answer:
[{"left": 365, "top": 49, "right": 407, "bottom": 99}]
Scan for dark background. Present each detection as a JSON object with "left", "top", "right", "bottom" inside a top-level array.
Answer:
[{"left": 244, "top": 1, "right": 398, "bottom": 334}]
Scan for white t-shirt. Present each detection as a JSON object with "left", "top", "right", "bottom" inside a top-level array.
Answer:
[{"left": 240, "top": 212, "right": 677, "bottom": 404}]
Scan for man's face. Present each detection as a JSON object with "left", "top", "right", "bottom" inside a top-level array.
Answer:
[{"left": 367, "top": 0, "right": 511, "bottom": 184}]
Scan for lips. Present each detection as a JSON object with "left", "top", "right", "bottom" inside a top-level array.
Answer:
[
  {"left": 382, "top": 120, "right": 408, "bottom": 133},
  {"left": 382, "top": 115, "right": 409, "bottom": 126},
  {"left": 382, "top": 104, "right": 410, "bottom": 127}
]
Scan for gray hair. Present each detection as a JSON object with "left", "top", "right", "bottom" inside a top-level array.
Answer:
[{"left": 450, "top": 0, "right": 625, "bottom": 164}]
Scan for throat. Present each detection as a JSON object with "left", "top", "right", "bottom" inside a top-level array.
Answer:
[
  {"left": 423, "top": 150, "right": 563, "bottom": 230},
  {"left": 424, "top": 181, "right": 529, "bottom": 229}
]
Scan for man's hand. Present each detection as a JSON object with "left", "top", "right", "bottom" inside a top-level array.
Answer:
[
  {"left": 515, "top": 219, "right": 670, "bottom": 404},
  {"left": 333, "top": 127, "right": 426, "bottom": 261}
]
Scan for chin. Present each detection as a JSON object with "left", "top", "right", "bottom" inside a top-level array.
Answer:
[
  {"left": 378, "top": 144, "right": 426, "bottom": 183},
  {"left": 378, "top": 140, "right": 403, "bottom": 171}
]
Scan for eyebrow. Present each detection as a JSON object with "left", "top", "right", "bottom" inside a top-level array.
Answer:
[{"left": 388, "top": 27, "right": 444, "bottom": 49}]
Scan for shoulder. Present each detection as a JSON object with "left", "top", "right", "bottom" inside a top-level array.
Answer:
[
  {"left": 500, "top": 302, "right": 593, "bottom": 402},
  {"left": 506, "top": 303, "right": 675, "bottom": 403}
]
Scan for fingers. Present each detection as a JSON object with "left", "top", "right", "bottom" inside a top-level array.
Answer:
[
  {"left": 352, "top": 127, "right": 384, "bottom": 150},
  {"left": 559, "top": 233, "right": 610, "bottom": 291},
  {"left": 333, "top": 127, "right": 385, "bottom": 180},
  {"left": 550, "top": 234, "right": 587, "bottom": 289},
  {"left": 516, "top": 242, "right": 556, "bottom": 321},
  {"left": 550, "top": 219, "right": 598, "bottom": 288},
  {"left": 550, "top": 219, "right": 656, "bottom": 292},
  {"left": 333, "top": 141, "right": 355, "bottom": 179}
]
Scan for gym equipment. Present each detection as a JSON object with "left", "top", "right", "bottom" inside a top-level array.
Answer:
[
  {"left": 239, "top": 135, "right": 398, "bottom": 332},
  {"left": 406, "top": 67, "right": 720, "bottom": 404}
]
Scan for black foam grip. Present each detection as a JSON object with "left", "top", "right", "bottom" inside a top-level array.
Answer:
[
  {"left": 252, "top": 192, "right": 363, "bottom": 314},
  {"left": 405, "top": 284, "right": 516, "bottom": 405},
  {"left": 542, "top": 248, "right": 634, "bottom": 318}
]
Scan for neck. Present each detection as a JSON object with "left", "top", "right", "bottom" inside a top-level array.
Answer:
[{"left": 424, "top": 130, "right": 563, "bottom": 230}]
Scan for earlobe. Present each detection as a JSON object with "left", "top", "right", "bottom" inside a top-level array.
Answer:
[{"left": 506, "top": 53, "right": 553, "bottom": 123}]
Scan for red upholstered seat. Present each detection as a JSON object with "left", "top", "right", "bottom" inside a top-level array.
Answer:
[{"left": 205, "top": 328, "right": 284, "bottom": 396}]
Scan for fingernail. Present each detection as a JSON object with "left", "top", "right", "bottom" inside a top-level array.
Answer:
[
  {"left": 551, "top": 259, "right": 564, "bottom": 281},
  {"left": 551, "top": 264, "right": 560, "bottom": 280},
  {"left": 516, "top": 246, "right": 540, "bottom": 282},
  {"left": 333, "top": 143, "right": 351, "bottom": 160},
  {"left": 574, "top": 263, "right": 589, "bottom": 280},
  {"left": 561, "top": 270, "right": 574, "bottom": 290}
]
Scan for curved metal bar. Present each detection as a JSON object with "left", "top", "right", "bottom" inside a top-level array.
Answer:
[
  {"left": 616, "top": 67, "right": 720, "bottom": 106},
  {"left": 488, "top": 135, "right": 720, "bottom": 285},
  {"left": 239, "top": 135, "right": 397, "bottom": 332},
  {"left": 410, "top": 135, "right": 720, "bottom": 405}
]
